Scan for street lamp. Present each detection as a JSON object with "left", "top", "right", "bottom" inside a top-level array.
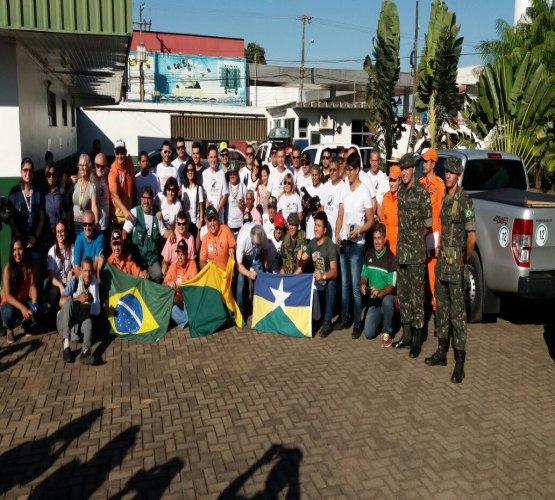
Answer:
[{"left": 136, "top": 42, "right": 147, "bottom": 102}]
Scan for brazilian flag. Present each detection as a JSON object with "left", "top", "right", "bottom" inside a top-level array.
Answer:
[
  {"left": 252, "top": 273, "right": 314, "bottom": 338},
  {"left": 102, "top": 263, "right": 174, "bottom": 343},
  {"left": 181, "top": 258, "right": 244, "bottom": 338}
]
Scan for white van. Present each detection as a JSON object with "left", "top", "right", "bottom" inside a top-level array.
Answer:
[{"left": 302, "top": 144, "right": 361, "bottom": 166}]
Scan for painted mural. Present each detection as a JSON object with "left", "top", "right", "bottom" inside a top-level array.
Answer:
[{"left": 128, "top": 51, "right": 247, "bottom": 106}]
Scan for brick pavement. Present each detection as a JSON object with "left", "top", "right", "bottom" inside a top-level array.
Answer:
[{"left": 1, "top": 308, "right": 555, "bottom": 499}]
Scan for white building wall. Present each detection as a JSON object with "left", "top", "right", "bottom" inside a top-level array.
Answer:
[
  {"left": 16, "top": 43, "right": 76, "bottom": 170},
  {"left": 252, "top": 86, "right": 299, "bottom": 108},
  {"left": 0, "top": 37, "right": 22, "bottom": 179}
]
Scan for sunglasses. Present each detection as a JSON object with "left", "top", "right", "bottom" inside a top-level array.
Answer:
[
  {"left": 176, "top": 221, "right": 187, "bottom": 227},
  {"left": 83, "top": 222, "right": 94, "bottom": 227},
  {"left": 46, "top": 172, "right": 56, "bottom": 178},
  {"left": 284, "top": 181, "right": 292, "bottom": 186},
  {"left": 221, "top": 153, "right": 229, "bottom": 157},
  {"left": 292, "top": 156, "right": 300, "bottom": 160},
  {"left": 95, "top": 163, "right": 106, "bottom": 169},
  {"left": 275, "top": 227, "right": 283, "bottom": 231},
  {"left": 246, "top": 152, "right": 254, "bottom": 156},
  {"left": 162, "top": 150, "right": 171, "bottom": 155},
  {"left": 115, "top": 149, "right": 126, "bottom": 155},
  {"left": 22, "top": 168, "right": 33, "bottom": 173},
  {"left": 322, "top": 155, "right": 331, "bottom": 160},
  {"left": 176, "top": 145, "right": 185, "bottom": 150},
  {"left": 166, "top": 187, "right": 176, "bottom": 192}
]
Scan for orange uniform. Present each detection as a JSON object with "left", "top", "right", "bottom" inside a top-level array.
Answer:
[
  {"left": 381, "top": 191, "right": 398, "bottom": 255},
  {"left": 107, "top": 254, "right": 142, "bottom": 277},
  {"left": 419, "top": 173, "right": 445, "bottom": 308},
  {"left": 108, "top": 158, "right": 135, "bottom": 224},
  {"left": 200, "top": 224, "right": 236, "bottom": 271},
  {"left": 164, "top": 259, "right": 198, "bottom": 303}
]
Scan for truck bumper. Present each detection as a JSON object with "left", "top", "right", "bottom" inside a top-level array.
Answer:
[{"left": 518, "top": 273, "right": 555, "bottom": 299}]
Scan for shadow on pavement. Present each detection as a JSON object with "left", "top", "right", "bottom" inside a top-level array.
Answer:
[
  {"left": 29, "top": 425, "right": 140, "bottom": 499},
  {"left": 0, "top": 408, "right": 103, "bottom": 496},
  {"left": 498, "top": 297, "right": 555, "bottom": 326},
  {"left": 108, "top": 456, "right": 185, "bottom": 499},
  {"left": 0, "top": 338, "right": 42, "bottom": 373},
  {"left": 543, "top": 317, "right": 555, "bottom": 363},
  {"left": 218, "top": 444, "right": 303, "bottom": 500}
]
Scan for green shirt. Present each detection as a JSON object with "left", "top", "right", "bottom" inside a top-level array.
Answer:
[
  {"left": 306, "top": 236, "right": 337, "bottom": 274},
  {"left": 361, "top": 246, "right": 397, "bottom": 306}
]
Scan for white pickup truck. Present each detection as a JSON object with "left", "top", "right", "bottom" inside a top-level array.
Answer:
[{"left": 431, "top": 150, "right": 555, "bottom": 322}]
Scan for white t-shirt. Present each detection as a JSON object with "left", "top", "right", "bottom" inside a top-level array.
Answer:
[
  {"left": 339, "top": 182, "right": 372, "bottom": 245},
  {"left": 322, "top": 181, "right": 345, "bottom": 243},
  {"left": 156, "top": 163, "right": 179, "bottom": 190},
  {"left": 267, "top": 168, "right": 289, "bottom": 198},
  {"left": 202, "top": 168, "right": 228, "bottom": 223},
  {"left": 123, "top": 207, "right": 166, "bottom": 238},
  {"left": 156, "top": 193, "right": 182, "bottom": 232},
  {"left": 262, "top": 213, "right": 274, "bottom": 236},
  {"left": 47, "top": 244, "right": 74, "bottom": 284},
  {"left": 372, "top": 170, "right": 390, "bottom": 207},
  {"left": 171, "top": 157, "right": 188, "bottom": 178},
  {"left": 93, "top": 174, "right": 110, "bottom": 230},
  {"left": 243, "top": 171, "right": 259, "bottom": 193},
  {"left": 296, "top": 173, "right": 312, "bottom": 192},
  {"left": 266, "top": 232, "right": 283, "bottom": 273},
  {"left": 181, "top": 184, "right": 205, "bottom": 224},
  {"left": 227, "top": 181, "right": 247, "bottom": 229},
  {"left": 305, "top": 182, "right": 326, "bottom": 201},
  {"left": 236, "top": 222, "right": 263, "bottom": 264},
  {"left": 239, "top": 166, "right": 252, "bottom": 184},
  {"left": 135, "top": 171, "right": 161, "bottom": 204},
  {"left": 357, "top": 170, "right": 377, "bottom": 199},
  {"left": 277, "top": 193, "right": 302, "bottom": 222}
]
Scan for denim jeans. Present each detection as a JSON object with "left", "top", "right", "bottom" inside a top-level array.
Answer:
[
  {"left": 237, "top": 255, "right": 264, "bottom": 311},
  {"left": 315, "top": 279, "right": 337, "bottom": 323},
  {"left": 339, "top": 242, "right": 365, "bottom": 328},
  {"left": 1, "top": 300, "right": 31, "bottom": 329},
  {"left": 171, "top": 303, "right": 189, "bottom": 329},
  {"left": 363, "top": 294, "right": 395, "bottom": 339}
]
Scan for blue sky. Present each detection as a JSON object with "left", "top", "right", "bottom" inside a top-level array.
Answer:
[{"left": 135, "top": 0, "right": 515, "bottom": 72}]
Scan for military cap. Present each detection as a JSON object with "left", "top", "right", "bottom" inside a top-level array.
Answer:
[
  {"left": 444, "top": 156, "right": 463, "bottom": 174},
  {"left": 287, "top": 212, "right": 300, "bottom": 226},
  {"left": 399, "top": 153, "right": 417, "bottom": 169}
]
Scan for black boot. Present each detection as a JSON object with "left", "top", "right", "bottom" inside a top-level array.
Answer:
[
  {"left": 451, "top": 349, "right": 466, "bottom": 384},
  {"left": 392, "top": 324, "right": 413, "bottom": 349},
  {"left": 425, "top": 338, "right": 449, "bottom": 366},
  {"left": 409, "top": 327, "right": 422, "bottom": 358}
]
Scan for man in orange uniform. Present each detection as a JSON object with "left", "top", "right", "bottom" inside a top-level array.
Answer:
[
  {"left": 107, "top": 229, "right": 147, "bottom": 278},
  {"left": 418, "top": 148, "right": 445, "bottom": 320},
  {"left": 379, "top": 166, "right": 401, "bottom": 254},
  {"left": 108, "top": 139, "right": 135, "bottom": 228},
  {"left": 199, "top": 205, "right": 236, "bottom": 270}
]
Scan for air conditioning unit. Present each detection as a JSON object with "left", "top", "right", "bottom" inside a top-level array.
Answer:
[{"left": 319, "top": 115, "right": 333, "bottom": 130}]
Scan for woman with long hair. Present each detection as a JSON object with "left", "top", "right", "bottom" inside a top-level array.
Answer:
[
  {"left": 156, "top": 176, "right": 182, "bottom": 243},
  {"left": 277, "top": 172, "right": 303, "bottom": 223},
  {"left": 72, "top": 153, "right": 98, "bottom": 235},
  {"left": 245, "top": 158, "right": 260, "bottom": 192},
  {"left": 181, "top": 158, "right": 204, "bottom": 239},
  {"left": 256, "top": 164, "right": 270, "bottom": 214},
  {"left": 1, "top": 240, "right": 38, "bottom": 344},
  {"left": 45, "top": 220, "right": 74, "bottom": 311}
]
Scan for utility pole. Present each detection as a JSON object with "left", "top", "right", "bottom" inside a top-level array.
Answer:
[
  {"left": 133, "top": 3, "right": 152, "bottom": 102},
  {"left": 254, "top": 52, "right": 258, "bottom": 107},
  {"left": 407, "top": 0, "right": 419, "bottom": 153},
  {"left": 298, "top": 15, "right": 312, "bottom": 104}
]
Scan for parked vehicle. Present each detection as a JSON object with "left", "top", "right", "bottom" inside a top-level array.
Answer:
[
  {"left": 227, "top": 147, "right": 247, "bottom": 170},
  {"left": 431, "top": 150, "right": 555, "bottom": 322},
  {"left": 256, "top": 128, "right": 292, "bottom": 167},
  {"left": 302, "top": 144, "right": 361, "bottom": 166}
]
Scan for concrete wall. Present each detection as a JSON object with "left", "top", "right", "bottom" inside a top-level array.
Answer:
[
  {"left": 251, "top": 86, "right": 299, "bottom": 108},
  {"left": 16, "top": 42, "right": 77, "bottom": 171}
]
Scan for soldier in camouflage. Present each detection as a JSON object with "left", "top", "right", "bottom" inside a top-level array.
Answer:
[
  {"left": 392, "top": 153, "right": 432, "bottom": 358},
  {"left": 425, "top": 156, "right": 476, "bottom": 384},
  {"left": 281, "top": 212, "right": 307, "bottom": 274}
]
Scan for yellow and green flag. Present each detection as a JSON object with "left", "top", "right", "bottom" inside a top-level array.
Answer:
[
  {"left": 102, "top": 263, "right": 173, "bottom": 343},
  {"left": 181, "top": 258, "right": 243, "bottom": 337}
]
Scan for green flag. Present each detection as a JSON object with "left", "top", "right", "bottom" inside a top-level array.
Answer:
[{"left": 102, "top": 263, "right": 173, "bottom": 343}]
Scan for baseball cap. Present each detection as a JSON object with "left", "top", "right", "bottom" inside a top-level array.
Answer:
[
  {"left": 268, "top": 196, "right": 277, "bottom": 208},
  {"left": 219, "top": 141, "right": 228, "bottom": 154},
  {"left": 111, "top": 229, "right": 122, "bottom": 243},
  {"left": 399, "top": 153, "right": 417, "bottom": 169},
  {"left": 205, "top": 205, "right": 218, "bottom": 219},
  {"left": 301, "top": 152, "right": 311, "bottom": 163},
  {"left": 444, "top": 156, "right": 463, "bottom": 174},
  {"left": 389, "top": 166, "right": 401, "bottom": 180},
  {"left": 114, "top": 139, "right": 126, "bottom": 150},
  {"left": 274, "top": 213, "right": 285, "bottom": 228},
  {"left": 176, "top": 239, "right": 188, "bottom": 254},
  {"left": 421, "top": 148, "right": 438, "bottom": 162},
  {"left": 287, "top": 212, "right": 300, "bottom": 226}
]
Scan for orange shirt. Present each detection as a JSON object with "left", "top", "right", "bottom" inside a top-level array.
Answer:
[
  {"left": 164, "top": 259, "right": 198, "bottom": 286},
  {"left": 108, "top": 158, "right": 135, "bottom": 224},
  {"left": 200, "top": 224, "right": 236, "bottom": 270},
  {"left": 381, "top": 191, "right": 398, "bottom": 255},
  {"left": 419, "top": 174, "right": 445, "bottom": 234},
  {"left": 108, "top": 254, "right": 142, "bottom": 277}
]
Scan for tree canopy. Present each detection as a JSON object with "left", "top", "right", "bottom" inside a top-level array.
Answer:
[{"left": 245, "top": 42, "right": 266, "bottom": 64}]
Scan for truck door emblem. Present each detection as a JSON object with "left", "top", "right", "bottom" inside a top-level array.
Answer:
[{"left": 494, "top": 216, "right": 508, "bottom": 225}]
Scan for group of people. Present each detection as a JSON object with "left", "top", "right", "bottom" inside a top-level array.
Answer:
[{"left": 1, "top": 138, "right": 475, "bottom": 383}]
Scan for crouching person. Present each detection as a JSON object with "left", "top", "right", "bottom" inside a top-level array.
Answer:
[
  {"left": 163, "top": 239, "right": 198, "bottom": 329},
  {"left": 57, "top": 256, "right": 100, "bottom": 364}
]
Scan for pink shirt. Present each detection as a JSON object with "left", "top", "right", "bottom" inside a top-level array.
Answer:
[{"left": 161, "top": 232, "right": 196, "bottom": 265}]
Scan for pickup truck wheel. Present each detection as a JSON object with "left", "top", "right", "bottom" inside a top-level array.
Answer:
[{"left": 466, "top": 252, "right": 483, "bottom": 323}]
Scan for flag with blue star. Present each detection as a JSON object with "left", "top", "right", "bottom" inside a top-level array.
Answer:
[
  {"left": 252, "top": 273, "right": 314, "bottom": 338},
  {"left": 102, "top": 263, "right": 174, "bottom": 343}
]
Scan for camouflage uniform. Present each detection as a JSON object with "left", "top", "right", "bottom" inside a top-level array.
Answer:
[
  {"left": 282, "top": 229, "right": 307, "bottom": 274},
  {"left": 396, "top": 180, "right": 432, "bottom": 328},
  {"left": 435, "top": 186, "right": 476, "bottom": 350}
]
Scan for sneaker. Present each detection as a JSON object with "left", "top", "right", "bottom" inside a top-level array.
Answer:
[
  {"left": 79, "top": 349, "right": 94, "bottom": 365},
  {"left": 63, "top": 347, "right": 72, "bottom": 363},
  {"left": 352, "top": 326, "right": 362, "bottom": 340},
  {"left": 6, "top": 329, "right": 15, "bottom": 344},
  {"left": 381, "top": 333, "right": 392, "bottom": 348},
  {"left": 336, "top": 320, "right": 352, "bottom": 330},
  {"left": 318, "top": 320, "right": 333, "bottom": 338}
]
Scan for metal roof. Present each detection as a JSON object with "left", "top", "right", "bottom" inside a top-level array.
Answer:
[{"left": 0, "top": 0, "right": 132, "bottom": 105}]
